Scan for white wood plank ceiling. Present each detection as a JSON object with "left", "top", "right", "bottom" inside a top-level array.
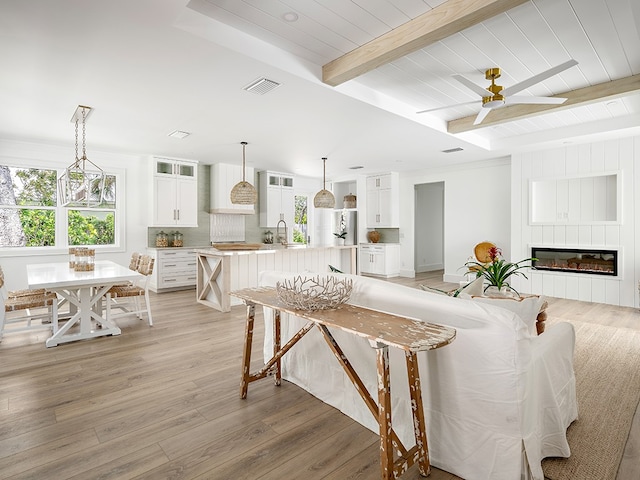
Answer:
[{"left": 196, "top": 0, "right": 640, "bottom": 143}]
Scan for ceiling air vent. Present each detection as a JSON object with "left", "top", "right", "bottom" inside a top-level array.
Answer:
[
  {"left": 349, "top": 166, "right": 364, "bottom": 170},
  {"left": 243, "top": 77, "right": 281, "bottom": 95},
  {"left": 442, "top": 147, "right": 464, "bottom": 154}
]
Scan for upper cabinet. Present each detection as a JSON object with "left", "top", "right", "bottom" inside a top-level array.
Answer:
[
  {"left": 210, "top": 163, "right": 255, "bottom": 215},
  {"left": 366, "top": 173, "right": 399, "bottom": 228},
  {"left": 259, "top": 171, "right": 294, "bottom": 230},
  {"left": 530, "top": 172, "right": 620, "bottom": 225},
  {"left": 150, "top": 157, "right": 198, "bottom": 227},
  {"left": 154, "top": 158, "right": 196, "bottom": 178}
]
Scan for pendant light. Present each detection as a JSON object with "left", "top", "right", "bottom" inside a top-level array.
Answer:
[
  {"left": 313, "top": 157, "right": 335, "bottom": 209},
  {"left": 58, "top": 105, "right": 106, "bottom": 207},
  {"left": 230, "top": 141, "right": 258, "bottom": 205}
]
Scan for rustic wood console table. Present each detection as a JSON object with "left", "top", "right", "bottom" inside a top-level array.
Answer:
[{"left": 231, "top": 286, "right": 456, "bottom": 479}]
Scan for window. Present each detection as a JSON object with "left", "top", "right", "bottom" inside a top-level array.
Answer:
[
  {"left": 294, "top": 195, "right": 308, "bottom": 244},
  {"left": 0, "top": 165, "right": 118, "bottom": 250}
]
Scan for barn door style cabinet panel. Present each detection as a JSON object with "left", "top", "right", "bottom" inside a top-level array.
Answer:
[
  {"left": 150, "top": 157, "right": 198, "bottom": 227},
  {"left": 366, "top": 172, "right": 399, "bottom": 228},
  {"left": 259, "top": 171, "right": 295, "bottom": 230},
  {"left": 210, "top": 163, "right": 255, "bottom": 215}
]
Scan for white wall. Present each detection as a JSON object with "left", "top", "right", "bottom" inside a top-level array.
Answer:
[
  {"left": 511, "top": 135, "right": 639, "bottom": 307},
  {"left": 398, "top": 158, "right": 511, "bottom": 281},
  {"left": 0, "top": 140, "right": 149, "bottom": 290},
  {"left": 415, "top": 182, "right": 444, "bottom": 272}
]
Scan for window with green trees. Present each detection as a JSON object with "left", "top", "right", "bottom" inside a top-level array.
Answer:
[
  {"left": 0, "top": 165, "right": 117, "bottom": 248},
  {"left": 294, "top": 195, "right": 308, "bottom": 244}
]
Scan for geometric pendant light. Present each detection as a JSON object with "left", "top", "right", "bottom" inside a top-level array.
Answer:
[
  {"left": 313, "top": 157, "right": 335, "bottom": 208},
  {"left": 58, "top": 105, "right": 106, "bottom": 207},
  {"left": 230, "top": 141, "right": 258, "bottom": 205}
]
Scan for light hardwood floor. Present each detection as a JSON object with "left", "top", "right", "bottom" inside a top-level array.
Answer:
[{"left": 0, "top": 272, "right": 638, "bottom": 479}]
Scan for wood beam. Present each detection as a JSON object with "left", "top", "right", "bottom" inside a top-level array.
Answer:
[
  {"left": 447, "top": 74, "right": 640, "bottom": 134},
  {"left": 322, "top": 0, "right": 529, "bottom": 87}
]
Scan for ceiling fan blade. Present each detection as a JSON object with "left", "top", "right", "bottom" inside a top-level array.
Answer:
[
  {"left": 473, "top": 107, "right": 492, "bottom": 125},
  {"left": 501, "top": 59, "right": 578, "bottom": 96},
  {"left": 416, "top": 100, "right": 478, "bottom": 114},
  {"left": 452, "top": 74, "right": 490, "bottom": 98},
  {"left": 506, "top": 96, "right": 568, "bottom": 105}
]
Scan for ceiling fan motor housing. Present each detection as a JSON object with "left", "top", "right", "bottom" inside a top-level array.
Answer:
[{"left": 483, "top": 67, "right": 505, "bottom": 108}]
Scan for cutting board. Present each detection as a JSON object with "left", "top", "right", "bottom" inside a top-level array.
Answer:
[{"left": 212, "top": 243, "right": 263, "bottom": 251}]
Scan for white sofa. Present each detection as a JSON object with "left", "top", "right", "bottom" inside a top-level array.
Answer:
[{"left": 259, "top": 271, "right": 577, "bottom": 480}]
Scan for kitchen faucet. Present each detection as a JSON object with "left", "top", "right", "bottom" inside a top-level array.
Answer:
[{"left": 276, "top": 219, "right": 288, "bottom": 245}]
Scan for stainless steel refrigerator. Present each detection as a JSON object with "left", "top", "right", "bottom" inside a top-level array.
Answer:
[{"left": 334, "top": 209, "right": 357, "bottom": 246}]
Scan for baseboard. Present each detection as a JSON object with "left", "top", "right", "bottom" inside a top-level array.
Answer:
[
  {"left": 399, "top": 269, "right": 415, "bottom": 278},
  {"left": 416, "top": 263, "right": 444, "bottom": 273},
  {"left": 443, "top": 273, "right": 466, "bottom": 283}
]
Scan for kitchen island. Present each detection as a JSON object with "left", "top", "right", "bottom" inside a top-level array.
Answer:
[{"left": 195, "top": 245, "right": 357, "bottom": 312}]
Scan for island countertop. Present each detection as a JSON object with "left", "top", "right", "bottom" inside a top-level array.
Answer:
[
  {"left": 193, "top": 244, "right": 356, "bottom": 256},
  {"left": 195, "top": 245, "right": 357, "bottom": 311}
]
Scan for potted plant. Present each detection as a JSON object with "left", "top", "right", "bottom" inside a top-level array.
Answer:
[
  {"left": 464, "top": 245, "right": 537, "bottom": 297},
  {"left": 333, "top": 231, "right": 347, "bottom": 246}
]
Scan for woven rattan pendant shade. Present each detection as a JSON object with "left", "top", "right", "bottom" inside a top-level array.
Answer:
[
  {"left": 313, "top": 157, "right": 335, "bottom": 209},
  {"left": 230, "top": 141, "right": 257, "bottom": 205}
]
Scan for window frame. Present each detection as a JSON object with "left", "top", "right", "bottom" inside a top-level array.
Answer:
[{"left": 0, "top": 159, "right": 125, "bottom": 257}]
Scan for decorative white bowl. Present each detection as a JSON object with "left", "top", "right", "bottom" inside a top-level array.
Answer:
[{"left": 276, "top": 275, "right": 353, "bottom": 311}]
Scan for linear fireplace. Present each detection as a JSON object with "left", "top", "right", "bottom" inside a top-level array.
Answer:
[{"left": 531, "top": 247, "right": 618, "bottom": 276}]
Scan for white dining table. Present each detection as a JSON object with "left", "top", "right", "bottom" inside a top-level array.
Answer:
[{"left": 27, "top": 260, "right": 142, "bottom": 347}]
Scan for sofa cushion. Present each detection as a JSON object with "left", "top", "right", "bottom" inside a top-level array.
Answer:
[{"left": 466, "top": 294, "right": 546, "bottom": 336}]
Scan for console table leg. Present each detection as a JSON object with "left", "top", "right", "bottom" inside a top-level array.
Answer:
[
  {"left": 377, "top": 345, "right": 393, "bottom": 480},
  {"left": 406, "top": 351, "right": 430, "bottom": 477},
  {"left": 273, "top": 310, "right": 281, "bottom": 386},
  {"left": 240, "top": 302, "right": 255, "bottom": 399}
]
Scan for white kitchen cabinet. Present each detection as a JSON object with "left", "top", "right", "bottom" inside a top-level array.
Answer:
[
  {"left": 210, "top": 163, "right": 255, "bottom": 214},
  {"left": 359, "top": 243, "right": 400, "bottom": 277},
  {"left": 150, "top": 157, "right": 198, "bottom": 227},
  {"left": 366, "top": 173, "right": 399, "bottom": 228},
  {"left": 259, "top": 171, "right": 295, "bottom": 233},
  {"left": 148, "top": 248, "right": 198, "bottom": 292}
]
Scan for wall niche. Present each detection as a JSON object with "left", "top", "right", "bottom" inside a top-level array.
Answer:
[{"left": 529, "top": 172, "right": 620, "bottom": 225}]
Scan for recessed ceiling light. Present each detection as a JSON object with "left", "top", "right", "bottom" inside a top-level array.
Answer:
[
  {"left": 168, "top": 130, "right": 191, "bottom": 139},
  {"left": 282, "top": 11, "right": 299, "bottom": 22}
]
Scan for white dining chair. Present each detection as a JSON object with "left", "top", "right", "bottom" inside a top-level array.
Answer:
[
  {"left": 0, "top": 265, "right": 58, "bottom": 341},
  {"left": 104, "top": 255, "right": 154, "bottom": 326}
]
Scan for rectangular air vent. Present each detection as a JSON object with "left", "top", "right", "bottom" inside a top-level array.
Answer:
[
  {"left": 442, "top": 147, "right": 464, "bottom": 153},
  {"left": 243, "top": 77, "right": 281, "bottom": 95},
  {"left": 168, "top": 130, "right": 191, "bottom": 139}
]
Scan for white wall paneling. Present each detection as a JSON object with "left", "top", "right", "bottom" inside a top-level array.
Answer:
[{"left": 512, "top": 135, "right": 639, "bottom": 307}]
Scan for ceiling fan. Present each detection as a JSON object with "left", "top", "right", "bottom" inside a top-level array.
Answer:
[{"left": 417, "top": 59, "right": 578, "bottom": 125}]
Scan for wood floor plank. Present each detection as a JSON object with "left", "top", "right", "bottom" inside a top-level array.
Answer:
[{"left": 67, "top": 444, "right": 169, "bottom": 480}]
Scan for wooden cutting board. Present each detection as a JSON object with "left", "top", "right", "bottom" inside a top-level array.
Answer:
[{"left": 211, "top": 243, "right": 263, "bottom": 251}]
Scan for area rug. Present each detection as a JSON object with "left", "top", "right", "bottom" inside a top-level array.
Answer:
[{"left": 542, "top": 319, "right": 640, "bottom": 480}]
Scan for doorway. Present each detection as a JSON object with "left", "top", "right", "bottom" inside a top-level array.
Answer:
[{"left": 414, "top": 182, "right": 444, "bottom": 273}]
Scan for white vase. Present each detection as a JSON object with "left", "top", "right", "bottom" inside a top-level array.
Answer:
[
  {"left": 484, "top": 285, "right": 518, "bottom": 298},
  {"left": 336, "top": 238, "right": 345, "bottom": 246}
]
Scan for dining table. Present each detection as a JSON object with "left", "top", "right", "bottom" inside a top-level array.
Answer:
[{"left": 27, "top": 260, "right": 142, "bottom": 347}]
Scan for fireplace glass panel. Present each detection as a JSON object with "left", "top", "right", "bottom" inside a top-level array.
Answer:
[{"left": 531, "top": 247, "right": 617, "bottom": 276}]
